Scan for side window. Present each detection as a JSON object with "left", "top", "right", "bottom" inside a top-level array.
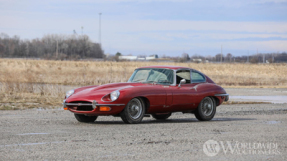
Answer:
[
  {"left": 191, "top": 71, "right": 206, "bottom": 83},
  {"left": 176, "top": 70, "right": 191, "bottom": 84}
]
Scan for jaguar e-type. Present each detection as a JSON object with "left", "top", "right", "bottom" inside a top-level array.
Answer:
[{"left": 63, "top": 66, "right": 229, "bottom": 124}]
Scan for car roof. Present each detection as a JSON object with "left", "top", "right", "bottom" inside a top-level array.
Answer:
[{"left": 136, "top": 65, "right": 191, "bottom": 70}]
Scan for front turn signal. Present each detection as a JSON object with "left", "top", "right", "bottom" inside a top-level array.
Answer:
[{"left": 99, "top": 106, "right": 111, "bottom": 111}]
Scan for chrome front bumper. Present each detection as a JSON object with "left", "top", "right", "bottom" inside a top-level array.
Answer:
[{"left": 63, "top": 100, "right": 125, "bottom": 109}]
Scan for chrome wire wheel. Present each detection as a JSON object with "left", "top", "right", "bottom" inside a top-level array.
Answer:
[
  {"left": 121, "top": 98, "right": 146, "bottom": 124},
  {"left": 127, "top": 98, "right": 143, "bottom": 119},
  {"left": 194, "top": 97, "right": 216, "bottom": 121},
  {"left": 201, "top": 97, "right": 214, "bottom": 116}
]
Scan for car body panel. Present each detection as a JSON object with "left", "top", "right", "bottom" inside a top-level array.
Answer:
[{"left": 64, "top": 66, "right": 228, "bottom": 116}]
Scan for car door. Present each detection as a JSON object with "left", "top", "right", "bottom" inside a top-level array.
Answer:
[
  {"left": 144, "top": 69, "right": 173, "bottom": 113},
  {"left": 170, "top": 69, "right": 198, "bottom": 111}
]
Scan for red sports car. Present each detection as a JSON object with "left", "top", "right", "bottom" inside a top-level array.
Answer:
[{"left": 63, "top": 66, "right": 229, "bottom": 124}]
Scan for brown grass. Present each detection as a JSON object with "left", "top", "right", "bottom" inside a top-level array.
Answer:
[
  {"left": 1, "top": 59, "right": 287, "bottom": 86},
  {"left": 0, "top": 59, "right": 286, "bottom": 109}
]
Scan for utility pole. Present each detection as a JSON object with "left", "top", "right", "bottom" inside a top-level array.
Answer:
[
  {"left": 99, "top": 13, "right": 102, "bottom": 46},
  {"left": 220, "top": 45, "right": 222, "bottom": 63},
  {"left": 56, "top": 40, "right": 58, "bottom": 59},
  {"left": 257, "top": 48, "right": 259, "bottom": 64},
  {"left": 247, "top": 50, "right": 249, "bottom": 63},
  {"left": 81, "top": 26, "right": 83, "bottom": 35}
]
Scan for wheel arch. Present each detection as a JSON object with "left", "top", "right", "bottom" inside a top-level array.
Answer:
[
  {"left": 137, "top": 96, "right": 150, "bottom": 113},
  {"left": 211, "top": 96, "right": 219, "bottom": 106}
]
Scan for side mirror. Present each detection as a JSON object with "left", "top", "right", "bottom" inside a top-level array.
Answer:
[{"left": 178, "top": 79, "right": 186, "bottom": 88}]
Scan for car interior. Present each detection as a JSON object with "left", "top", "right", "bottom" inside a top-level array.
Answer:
[{"left": 176, "top": 70, "right": 191, "bottom": 84}]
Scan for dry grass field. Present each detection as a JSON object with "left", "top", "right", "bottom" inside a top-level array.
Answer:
[{"left": 0, "top": 58, "right": 286, "bottom": 109}]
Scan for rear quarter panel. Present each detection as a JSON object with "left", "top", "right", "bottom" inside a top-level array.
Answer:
[{"left": 193, "top": 83, "right": 226, "bottom": 107}]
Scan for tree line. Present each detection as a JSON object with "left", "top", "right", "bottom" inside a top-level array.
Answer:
[
  {"left": 163, "top": 52, "right": 287, "bottom": 63},
  {"left": 209, "top": 52, "right": 287, "bottom": 63},
  {"left": 0, "top": 33, "right": 104, "bottom": 60}
]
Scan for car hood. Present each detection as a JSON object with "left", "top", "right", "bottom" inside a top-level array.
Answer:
[{"left": 66, "top": 82, "right": 146, "bottom": 102}]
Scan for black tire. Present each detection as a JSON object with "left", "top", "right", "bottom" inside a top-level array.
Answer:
[
  {"left": 120, "top": 98, "right": 145, "bottom": 124},
  {"left": 152, "top": 113, "right": 172, "bottom": 120},
  {"left": 74, "top": 114, "right": 98, "bottom": 123},
  {"left": 194, "top": 97, "right": 216, "bottom": 121}
]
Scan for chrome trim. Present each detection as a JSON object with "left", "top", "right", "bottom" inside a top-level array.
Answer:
[
  {"left": 65, "top": 103, "right": 125, "bottom": 106},
  {"left": 190, "top": 86, "right": 198, "bottom": 91},
  {"left": 101, "top": 90, "right": 120, "bottom": 102},
  {"left": 65, "top": 89, "right": 74, "bottom": 99},
  {"left": 172, "top": 69, "right": 177, "bottom": 86},
  {"left": 63, "top": 100, "right": 125, "bottom": 109},
  {"left": 63, "top": 100, "right": 66, "bottom": 108},
  {"left": 97, "top": 104, "right": 125, "bottom": 106},
  {"left": 214, "top": 94, "right": 229, "bottom": 97},
  {"left": 92, "top": 100, "right": 97, "bottom": 109},
  {"left": 101, "top": 93, "right": 111, "bottom": 102},
  {"left": 65, "top": 103, "right": 93, "bottom": 106},
  {"left": 214, "top": 93, "right": 229, "bottom": 102}
]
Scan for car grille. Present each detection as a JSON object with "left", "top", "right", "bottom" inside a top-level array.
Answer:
[{"left": 67, "top": 101, "right": 94, "bottom": 111}]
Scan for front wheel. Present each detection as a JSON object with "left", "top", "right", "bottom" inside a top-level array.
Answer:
[
  {"left": 194, "top": 97, "right": 216, "bottom": 121},
  {"left": 152, "top": 113, "right": 172, "bottom": 120},
  {"left": 120, "top": 98, "right": 145, "bottom": 124},
  {"left": 74, "top": 114, "right": 98, "bottom": 123}
]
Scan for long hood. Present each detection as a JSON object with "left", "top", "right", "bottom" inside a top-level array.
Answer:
[{"left": 66, "top": 82, "right": 146, "bottom": 102}]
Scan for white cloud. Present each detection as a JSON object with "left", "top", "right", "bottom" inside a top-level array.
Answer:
[{"left": 1, "top": 0, "right": 286, "bottom": 56}]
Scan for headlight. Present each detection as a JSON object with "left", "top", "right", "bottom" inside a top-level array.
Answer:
[
  {"left": 110, "top": 90, "right": 120, "bottom": 101},
  {"left": 66, "top": 89, "right": 74, "bottom": 99}
]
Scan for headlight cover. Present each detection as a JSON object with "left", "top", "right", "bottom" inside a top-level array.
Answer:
[
  {"left": 110, "top": 90, "right": 120, "bottom": 101},
  {"left": 66, "top": 89, "right": 74, "bottom": 99}
]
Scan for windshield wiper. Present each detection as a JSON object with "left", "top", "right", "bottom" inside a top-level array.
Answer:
[
  {"left": 133, "top": 79, "right": 146, "bottom": 82},
  {"left": 158, "top": 80, "right": 172, "bottom": 84},
  {"left": 144, "top": 80, "right": 157, "bottom": 84}
]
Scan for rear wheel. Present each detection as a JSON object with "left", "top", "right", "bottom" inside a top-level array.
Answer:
[
  {"left": 74, "top": 114, "right": 98, "bottom": 123},
  {"left": 194, "top": 97, "right": 216, "bottom": 121},
  {"left": 120, "top": 98, "right": 145, "bottom": 124},
  {"left": 152, "top": 113, "right": 172, "bottom": 120}
]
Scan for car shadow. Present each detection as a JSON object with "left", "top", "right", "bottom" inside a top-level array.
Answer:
[{"left": 89, "top": 117, "right": 256, "bottom": 125}]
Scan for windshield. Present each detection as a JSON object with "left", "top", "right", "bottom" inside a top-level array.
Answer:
[{"left": 128, "top": 68, "right": 174, "bottom": 84}]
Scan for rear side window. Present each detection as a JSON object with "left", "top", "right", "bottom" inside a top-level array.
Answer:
[{"left": 191, "top": 71, "right": 206, "bottom": 83}]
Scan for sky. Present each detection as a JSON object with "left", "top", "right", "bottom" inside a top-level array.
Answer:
[{"left": 1, "top": 0, "right": 287, "bottom": 57}]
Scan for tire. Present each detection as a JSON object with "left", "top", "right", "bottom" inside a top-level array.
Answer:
[
  {"left": 74, "top": 114, "right": 98, "bottom": 123},
  {"left": 152, "top": 113, "right": 172, "bottom": 120},
  {"left": 194, "top": 97, "right": 216, "bottom": 121},
  {"left": 120, "top": 98, "right": 145, "bottom": 124}
]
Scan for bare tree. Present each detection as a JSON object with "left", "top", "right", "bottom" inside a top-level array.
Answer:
[
  {"left": 226, "top": 53, "right": 232, "bottom": 62},
  {"left": 0, "top": 33, "right": 104, "bottom": 60}
]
